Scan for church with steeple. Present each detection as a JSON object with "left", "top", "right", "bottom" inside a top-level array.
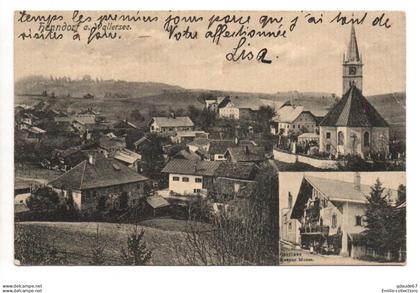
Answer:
[{"left": 319, "top": 25, "right": 390, "bottom": 159}]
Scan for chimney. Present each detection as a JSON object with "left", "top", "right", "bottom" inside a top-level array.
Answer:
[
  {"left": 88, "top": 153, "right": 95, "bottom": 165},
  {"left": 354, "top": 172, "right": 361, "bottom": 191}
]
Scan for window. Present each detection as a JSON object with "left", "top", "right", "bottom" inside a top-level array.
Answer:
[
  {"left": 338, "top": 131, "right": 344, "bottom": 146},
  {"left": 332, "top": 214, "right": 337, "bottom": 228},
  {"left": 326, "top": 144, "right": 331, "bottom": 152},
  {"left": 364, "top": 132, "right": 370, "bottom": 147},
  {"left": 355, "top": 216, "right": 362, "bottom": 226},
  {"left": 193, "top": 188, "right": 201, "bottom": 193},
  {"left": 173, "top": 176, "right": 179, "bottom": 181},
  {"left": 182, "top": 177, "right": 189, "bottom": 182},
  {"left": 288, "top": 222, "right": 292, "bottom": 231},
  {"left": 326, "top": 132, "right": 331, "bottom": 139},
  {"left": 195, "top": 178, "right": 202, "bottom": 183},
  {"left": 218, "top": 155, "right": 224, "bottom": 159}
]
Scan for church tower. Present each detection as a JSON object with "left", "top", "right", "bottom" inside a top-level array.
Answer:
[{"left": 342, "top": 24, "right": 363, "bottom": 94}]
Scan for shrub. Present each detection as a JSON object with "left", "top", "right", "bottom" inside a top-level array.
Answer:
[{"left": 120, "top": 227, "right": 152, "bottom": 265}]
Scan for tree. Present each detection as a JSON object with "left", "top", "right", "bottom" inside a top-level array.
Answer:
[
  {"left": 120, "top": 227, "right": 152, "bottom": 265},
  {"left": 255, "top": 105, "right": 276, "bottom": 135},
  {"left": 141, "top": 133, "right": 165, "bottom": 180},
  {"left": 363, "top": 179, "right": 396, "bottom": 259},
  {"left": 172, "top": 164, "right": 278, "bottom": 265},
  {"left": 130, "top": 109, "right": 145, "bottom": 122},
  {"left": 90, "top": 225, "right": 106, "bottom": 265},
  {"left": 26, "top": 186, "right": 60, "bottom": 211},
  {"left": 15, "top": 224, "right": 67, "bottom": 265},
  {"left": 391, "top": 184, "right": 406, "bottom": 261}
]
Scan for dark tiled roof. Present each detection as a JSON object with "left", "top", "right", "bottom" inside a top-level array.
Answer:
[
  {"left": 161, "top": 159, "right": 222, "bottom": 176},
  {"left": 98, "top": 136, "right": 125, "bottom": 151},
  {"left": 133, "top": 137, "right": 151, "bottom": 147},
  {"left": 217, "top": 97, "right": 231, "bottom": 108},
  {"left": 226, "top": 146, "right": 266, "bottom": 162},
  {"left": 173, "top": 150, "right": 201, "bottom": 161},
  {"left": 49, "top": 157, "right": 149, "bottom": 190},
  {"left": 214, "top": 162, "right": 257, "bottom": 180},
  {"left": 320, "top": 86, "right": 388, "bottom": 127},
  {"left": 208, "top": 140, "right": 236, "bottom": 155}
]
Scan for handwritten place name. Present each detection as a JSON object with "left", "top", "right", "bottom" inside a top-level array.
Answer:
[{"left": 16, "top": 11, "right": 395, "bottom": 63}]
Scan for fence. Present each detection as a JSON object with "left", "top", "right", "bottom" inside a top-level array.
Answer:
[{"left": 273, "top": 148, "right": 344, "bottom": 170}]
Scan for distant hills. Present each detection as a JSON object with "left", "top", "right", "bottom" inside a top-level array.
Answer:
[
  {"left": 15, "top": 75, "right": 185, "bottom": 99},
  {"left": 15, "top": 75, "right": 405, "bottom": 139}
]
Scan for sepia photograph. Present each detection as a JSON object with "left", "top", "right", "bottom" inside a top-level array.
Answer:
[
  {"left": 279, "top": 171, "right": 406, "bottom": 265},
  {"left": 12, "top": 10, "right": 404, "bottom": 266}
]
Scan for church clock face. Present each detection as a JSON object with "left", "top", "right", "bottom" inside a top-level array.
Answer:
[{"left": 349, "top": 66, "right": 357, "bottom": 75}]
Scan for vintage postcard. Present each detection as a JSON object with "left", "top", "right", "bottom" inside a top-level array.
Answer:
[
  {"left": 279, "top": 171, "right": 406, "bottom": 265},
  {"left": 13, "top": 11, "right": 405, "bottom": 266}
]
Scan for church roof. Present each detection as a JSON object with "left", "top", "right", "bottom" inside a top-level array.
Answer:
[
  {"left": 319, "top": 86, "right": 388, "bottom": 127},
  {"left": 345, "top": 24, "right": 361, "bottom": 63}
]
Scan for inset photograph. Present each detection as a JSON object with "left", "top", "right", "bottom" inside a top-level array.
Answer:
[{"left": 279, "top": 171, "right": 406, "bottom": 265}]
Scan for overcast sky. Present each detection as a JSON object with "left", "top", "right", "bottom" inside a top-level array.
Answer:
[{"left": 14, "top": 11, "right": 405, "bottom": 95}]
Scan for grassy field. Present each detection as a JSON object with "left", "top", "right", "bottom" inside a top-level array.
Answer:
[{"left": 16, "top": 220, "right": 191, "bottom": 265}]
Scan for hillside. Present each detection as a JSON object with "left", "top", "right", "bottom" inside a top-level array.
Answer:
[
  {"left": 14, "top": 76, "right": 405, "bottom": 139},
  {"left": 15, "top": 75, "right": 185, "bottom": 99}
]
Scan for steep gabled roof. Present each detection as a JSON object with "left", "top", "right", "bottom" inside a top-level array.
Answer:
[
  {"left": 225, "top": 146, "right": 266, "bottom": 162},
  {"left": 319, "top": 86, "right": 388, "bottom": 127},
  {"left": 272, "top": 106, "right": 314, "bottom": 123},
  {"left": 291, "top": 174, "right": 398, "bottom": 219},
  {"left": 161, "top": 159, "right": 221, "bottom": 176},
  {"left": 208, "top": 140, "right": 236, "bottom": 155},
  {"left": 49, "top": 157, "right": 149, "bottom": 190},
  {"left": 214, "top": 162, "right": 257, "bottom": 181}
]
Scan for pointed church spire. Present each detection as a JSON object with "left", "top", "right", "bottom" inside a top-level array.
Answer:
[{"left": 345, "top": 24, "right": 360, "bottom": 62}]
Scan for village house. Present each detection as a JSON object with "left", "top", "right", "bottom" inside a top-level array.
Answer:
[
  {"left": 96, "top": 136, "right": 126, "bottom": 157},
  {"left": 17, "top": 126, "right": 47, "bottom": 143},
  {"left": 133, "top": 136, "right": 151, "bottom": 153},
  {"left": 187, "top": 138, "right": 211, "bottom": 154},
  {"left": 172, "top": 149, "right": 202, "bottom": 161},
  {"left": 204, "top": 96, "right": 227, "bottom": 112},
  {"left": 319, "top": 25, "right": 390, "bottom": 158},
  {"left": 161, "top": 159, "right": 222, "bottom": 195},
  {"left": 208, "top": 140, "right": 237, "bottom": 161},
  {"left": 217, "top": 97, "right": 240, "bottom": 120},
  {"left": 225, "top": 145, "right": 266, "bottom": 163},
  {"left": 48, "top": 154, "right": 151, "bottom": 212},
  {"left": 289, "top": 173, "right": 397, "bottom": 258},
  {"left": 112, "top": 148, "right": 142, "bottom": 171},
  {"left": 170, "top": 130, "right": 209, "bottom": 144},
  {"left": 14, "top": 181, "right": 33, "bottom": 214},
  {"left": 149, "top": 116, "right": 194, "bottom": 134},
  {"left": 270, "top": 104, "right": 317, "bottom": 136},
  {"left": 73, "top": 109, "right": 97, "bottom": 124},
  {"left": 113, "top": 119, "right": 139, "bottom": 136},
  {"left": 281, "top": 191, "right": 301, "bottom": 245},
  {"left": 212, "top": 162, "right": 258, "bottom": 201}
]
